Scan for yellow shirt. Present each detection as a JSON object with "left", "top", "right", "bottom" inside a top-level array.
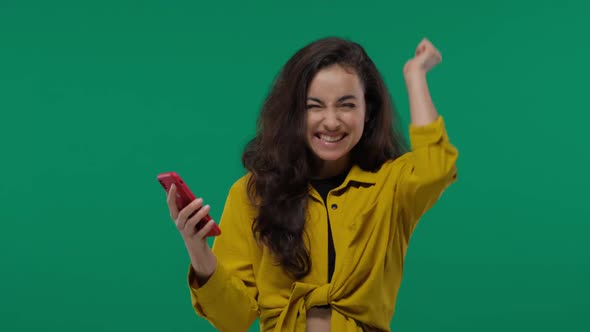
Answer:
[{"left": 187, "top": 116, "right": 459, "bottom": 331}]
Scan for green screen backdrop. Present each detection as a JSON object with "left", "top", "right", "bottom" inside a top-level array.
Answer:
[{"left": 1, "top": 0, "right": 589, "bottom": 331}]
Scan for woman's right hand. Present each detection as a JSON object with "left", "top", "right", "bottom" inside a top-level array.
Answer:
[{"left": 167, "top": 184, "right": 218, "bottom": 285}]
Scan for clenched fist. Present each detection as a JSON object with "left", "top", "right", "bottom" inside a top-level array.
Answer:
[{"left": 403, "top": 38, "right": 442, "bottom": 76}]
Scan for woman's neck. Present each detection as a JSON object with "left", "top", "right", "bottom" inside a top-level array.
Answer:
[{"left": 312, "top": 157, "right": 350, "bottom": 180}]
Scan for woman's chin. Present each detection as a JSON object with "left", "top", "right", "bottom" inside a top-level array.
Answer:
[{"left": 313, "top": 151, "right": 346, "bottom": 162}]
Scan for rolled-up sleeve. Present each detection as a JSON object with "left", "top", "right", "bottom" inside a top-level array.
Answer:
[
  {"left": 187, "top": 179, "right": 259, "bottom": 332},
  {"left": 397, "top": 116, "right": 459, "bottom": 235}
]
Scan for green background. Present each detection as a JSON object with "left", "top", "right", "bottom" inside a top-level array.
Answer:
[{"left": 1, "top": 0, "right": 588, "bottom": 331}]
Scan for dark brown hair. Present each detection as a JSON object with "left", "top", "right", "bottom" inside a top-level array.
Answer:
[{"left": 242, "top": 37, "right": 408, "bottom": 279}]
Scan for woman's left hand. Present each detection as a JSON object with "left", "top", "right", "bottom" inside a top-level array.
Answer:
[{"left": 403, "top": 38, "right": 442, "bottom": 76}]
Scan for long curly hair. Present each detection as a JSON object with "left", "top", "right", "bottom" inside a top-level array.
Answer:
[{"left": 242, "top": 37, "right": 408, "bottom": 279}]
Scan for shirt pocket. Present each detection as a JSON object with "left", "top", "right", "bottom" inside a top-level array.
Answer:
[{"left": 345, "top": 197, "right": 381, "bottom": 248}]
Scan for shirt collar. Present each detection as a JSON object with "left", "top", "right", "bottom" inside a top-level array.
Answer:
[{"left": 344, "top": 164, "right": 379, "bottom": 185}]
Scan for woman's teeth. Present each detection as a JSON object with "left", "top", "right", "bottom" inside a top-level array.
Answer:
[{"left": 319, "top": 134, "right": 344, "bottom": 142}]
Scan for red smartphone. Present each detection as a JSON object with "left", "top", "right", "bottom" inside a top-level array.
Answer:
[{"left": 157, "top": 171, "right": 221, "bottom": 237}]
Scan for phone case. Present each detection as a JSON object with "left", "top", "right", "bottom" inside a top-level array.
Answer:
[{"left": 157, "top": 171, "right": 221, "bottom": 237}]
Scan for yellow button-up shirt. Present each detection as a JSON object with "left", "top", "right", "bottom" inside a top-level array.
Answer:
[{"left": 187, "top": 116, "right": 459, "bottom": 331}]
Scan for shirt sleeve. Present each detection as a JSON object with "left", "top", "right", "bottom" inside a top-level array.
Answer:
[
  {"left": 397, "top": 115, "right": 459, "bottom": 237},
  {"left": 186, "top": 178, "right": 259, "bottom": 332}
]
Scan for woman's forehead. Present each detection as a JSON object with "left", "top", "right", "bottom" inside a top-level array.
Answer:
[{"left": 307, "top": 65, "right": 363, "bottom": 99}]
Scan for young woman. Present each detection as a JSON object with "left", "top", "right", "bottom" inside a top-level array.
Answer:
[{"left": 166, "top": 37, "right": 459, "bottom": 332}]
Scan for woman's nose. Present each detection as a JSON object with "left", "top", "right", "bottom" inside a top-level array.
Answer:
[{"left": 322, "top": 110, "right": 340, "bottom": 130}]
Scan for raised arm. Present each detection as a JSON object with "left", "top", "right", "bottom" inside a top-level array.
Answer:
[
  {"left": 397, "top": 38, "right": 459, "bottom": 236},
  {"left": 403, "top": 38, "right": 443, "bottom": 126}
]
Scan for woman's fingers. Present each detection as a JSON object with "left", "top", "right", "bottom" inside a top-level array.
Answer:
[
  {"left": 176, "top": 198, "right": 204, "bottom": 230},
  {"left": 185, "top": 204, "right": 211, "bottom": 235},
  {"left": 195, "top": 218, "right": 216, "bottom": 239},
  {"left": 167, "top": 184, "right": 179, "bottom": 220}
]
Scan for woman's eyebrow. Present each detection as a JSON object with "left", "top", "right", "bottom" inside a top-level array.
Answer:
[{"left": 306, "top": 95, "right": 357, "bottom": 104}]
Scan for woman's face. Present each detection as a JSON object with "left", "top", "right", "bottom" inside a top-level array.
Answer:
[{"left": 305, "top": 64, "right": 366, "bottom": 176}]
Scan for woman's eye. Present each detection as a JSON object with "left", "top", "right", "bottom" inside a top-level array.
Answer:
[
  {"left": 306, "top": 104, "right": 320, "bottom": 110},
  {"left": 342, "top": 103, "right": 356, "bottom": 108}
]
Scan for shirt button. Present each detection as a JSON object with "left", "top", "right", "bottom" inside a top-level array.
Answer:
[{"left": 331, "top": 203, "right": 338, "bottom": 210}]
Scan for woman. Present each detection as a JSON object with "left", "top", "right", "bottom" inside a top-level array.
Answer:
[{"left": 166, "top": 37, "right": 458, "bottom": 331}]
